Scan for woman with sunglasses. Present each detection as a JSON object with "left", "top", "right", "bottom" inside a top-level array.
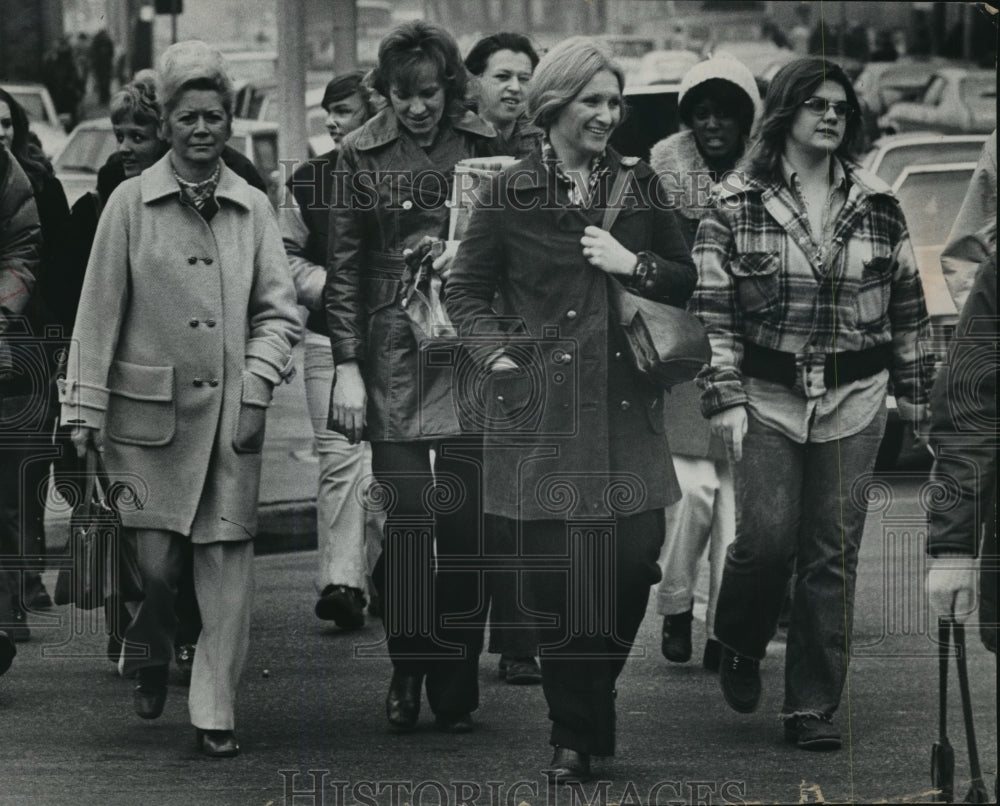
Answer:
[{"left": 689, "top": 58, "right": 934, "bottom": 750}]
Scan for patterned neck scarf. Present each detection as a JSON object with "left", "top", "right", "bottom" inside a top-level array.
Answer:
[
  {"left": 542, "top": 138, "right": 609, "bottom": 208},
  {"left": 173, "top": 162, "right": 221, "bottom": 216}
]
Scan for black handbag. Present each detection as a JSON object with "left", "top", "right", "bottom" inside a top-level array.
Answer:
[
  {"left": 602, "top": 168, "right": 710, "bottom": 389},
  {"left": 54, "top": 448, "right": 143, "bottom": 609}
]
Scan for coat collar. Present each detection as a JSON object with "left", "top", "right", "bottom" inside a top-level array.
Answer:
[
  {"left": 717, "top": 159, "right": 893, "bottom": 203},
  {"left": 507, "top": 146, "right": 650, "bottom": 191},
  {"left": 140, "top": 152, "right": 254, "bottom": 209},
  {"left": 346, "top": 107, "right": 496, "bottom": 152}
]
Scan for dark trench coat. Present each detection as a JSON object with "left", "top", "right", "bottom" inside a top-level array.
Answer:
[
  {"left": 324, "top": 107, "right": 498, "bottom": 442},
  {"left": 446, "top": 148, "right": 696, "bottom": 521}
]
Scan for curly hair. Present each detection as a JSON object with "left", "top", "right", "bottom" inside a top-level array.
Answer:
[
  {"left": 110, "top": 81, "right": 161, "bottom": 129},
  {"left": 741, "top": 58, "right": 866, "bottom": 182},
  {"left": 372, "top": 21, "right": 468, "bottom": 118},
  {"left": 526, "top": 37, "right": 625, "bottom": 132}
]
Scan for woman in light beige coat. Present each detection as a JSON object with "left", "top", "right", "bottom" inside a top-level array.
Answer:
[{"left": 60, "top": 40, "right": 299, "bottom": 757}]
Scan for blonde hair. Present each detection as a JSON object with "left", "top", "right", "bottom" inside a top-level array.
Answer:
[
  {"left": 527, "top": 37, "right": 625, "bottom": 131},
  {"left": 156, "top": 40, "right": 234, "bottom": 117}
]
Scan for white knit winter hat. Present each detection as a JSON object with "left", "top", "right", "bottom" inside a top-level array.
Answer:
[{"left": 678, "top": 54, "right": 763, "bottom": 133}]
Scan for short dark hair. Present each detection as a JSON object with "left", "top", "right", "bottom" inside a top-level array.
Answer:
[
  {"left": 743, "top": 57, "right": 866, "bottom": 182},
  {"left": 321, "top": 70, "right": 376, "bottom": 119},
  {"left": 372, "top": 21, "right": 468, "bottom": 116},
  {"left": 464, "top": 32, "right": 539, "bottom": 76}
]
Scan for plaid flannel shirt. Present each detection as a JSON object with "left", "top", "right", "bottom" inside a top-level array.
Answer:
[{"left": 690, "top": 161, "right": 934, "bottom": 420}]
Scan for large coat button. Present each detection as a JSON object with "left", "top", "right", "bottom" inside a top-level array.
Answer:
[
  {"left": 189, "top": 319, "right": 199, "bottom": 327},
  {"left": 193, "top": 378, "right": 204, "bottom": 387},
  {"left": 205, "top": 319, "right": 216, "bottom": 328},
  {"left": 619, "top": 400, "right": 631, "bottom": 410},
  {"left": 187, "top": 256, "right": 198, "bottom": 265},
  {"left": 566, "top": 310, "right": 577, "bottom": 320}
]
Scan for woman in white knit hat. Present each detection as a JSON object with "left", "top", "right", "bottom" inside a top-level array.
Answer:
[{"left": 647, "top": 54, "right": 761, "bottom": 674}]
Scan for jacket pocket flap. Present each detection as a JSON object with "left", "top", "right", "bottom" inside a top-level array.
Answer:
[
  {"left": 241, "top": 371, "right": 274, "bottom": 407},
  {"left": 108, "top": 361, "right": 174, "bottom": 402},
  {"left": 732, "top": 252, "right": 780, "bottom": 277}
]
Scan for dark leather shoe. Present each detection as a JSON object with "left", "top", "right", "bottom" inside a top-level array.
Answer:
[
  {"left": 783, "top": 715, "right": 842, "bottom": 751},
  {"left": 546, "top": 746, "right": 591, "bottom": 784},
  {"left": 661, "top": 609, "right": 693, "bottom": 663},
  {"left": 175, "top": 644, "right": 195, "bottom": 685},
  {"left": 702, "top": 639, "right": 722, "bottom": 673},
  {"left": 315, "top": 585, "right": 366, "bottom": 630},
  {"left": 25, "top": 575, "right": 53, "bottom": 609},
  {"left": 133, "top": 665, "right": 169, "bottom": 720},
  {"left": 719, "top": 647, "right": 761, "bottom": 713},
  {"left": 385, "top": 671, "right": 422, "bottom": 732},
  {"left": 434, "top": 712, "right": 474, "bottom": 733},
  {"left": 196, "top": 729, "right": 241, "bottom": 758},
  {"left": 499, "top": 655, "right": 542, "bottom": 685},
  {"left": 0, "top": 631, "right": 16, "bottom": 676}
]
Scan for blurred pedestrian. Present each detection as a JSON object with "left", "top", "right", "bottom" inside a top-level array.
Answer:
[
  {"left": 280, "top": 71, "right": 382, "bottom": 630},
  {"left": 43, "top": 36, "right": 84, "bottom": 127},
  {"left": 690, "top": 57, "right": 934, "bottom": 751},
  {"left": 1, "top": 131, "right": 41, "bottom": 667},
  {"left": 60, "top": 40, "right": 300, "bottom": 757},
  {"left": 447, "top": 36, "right": 695, "bottom": 782},
  {"left": 648, "top": 54, "right": 761, "bottom": 672},
  {"left": 324, "top": 21, "right": 498, "bottom": 735},
  {"left": 463, "top": 31, "right": 543, "bottom": 686},
  {"left": 90, "top": 30, "right": 116, "bottom": 106}
]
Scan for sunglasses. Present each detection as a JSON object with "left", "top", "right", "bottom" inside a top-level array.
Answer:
[{"left": 801, "top": 97, "right": 855, "bottom": 119}]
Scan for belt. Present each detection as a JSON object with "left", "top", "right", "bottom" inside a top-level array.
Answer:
[{"left": 741, "top": 342, "right": 892, "bottom": 389}]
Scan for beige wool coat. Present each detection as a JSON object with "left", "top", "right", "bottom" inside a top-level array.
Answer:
[{"left": 60, "top": 153, "right": 300, "bottom": 542}]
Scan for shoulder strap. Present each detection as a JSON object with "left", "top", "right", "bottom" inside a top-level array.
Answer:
[{"left": 601, "top": 167, "right": 632, "bottom": 232}]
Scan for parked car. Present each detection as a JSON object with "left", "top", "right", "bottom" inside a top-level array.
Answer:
[
  {"left": 1, "top": 82, "right": 70, "bottom": 158},
  {"left": 876, "top": 161, "right": 975, "bottom": 470},
  {"left": 257, "top": 86, "right": 330, "bottom": 158},
  {"left": 879, "top": 67, "right": 996, "bottom": 135},
  {"left": 854, "top": 57, "right": 951, "bottom": 116},
  {"left": 595, "top": 35, "right": 659, "bottom": 84},
  {"left": 703, "top": 40, "right": 796, "bottom": 79},
  {"left": 53, "top": 117, "right": 282, "bottom": 207},
  {"left": 861, "top": 132, "right": 988, "bottom": 185},
  {"left": 634, "top": 49, "right": 701, "bottom": 86}
]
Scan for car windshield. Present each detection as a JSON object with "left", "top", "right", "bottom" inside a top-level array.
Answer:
[
  {"left": 54, "top": 128, "right": 116, "bottom": 173},
  {"left": 8, "top": 90, "right": 46, "bottom": 122},
  {"left": 875, "top": 141, "right": 985, "bottom": 183},
  {"left": 894, "top": 168, "right": 974, "bottom": 246}
]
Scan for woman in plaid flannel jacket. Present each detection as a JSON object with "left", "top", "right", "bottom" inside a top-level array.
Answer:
[{"left": 688, "top": 58, "right": 935, "bottom": 751}]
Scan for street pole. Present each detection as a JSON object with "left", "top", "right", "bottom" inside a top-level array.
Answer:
[
  {"left": 332, "top": 0, "right": 358, "bottom": 74},
  {"left": 276, "top": 0, "right": 309, "bottom": 171},
  {"left": 170, "top": 0, "right": 178, "bottom": 44}
]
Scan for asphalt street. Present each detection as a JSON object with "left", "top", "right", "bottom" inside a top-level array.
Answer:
[{"left": 5, "top": 348, "right": 997, "bottom": 805}]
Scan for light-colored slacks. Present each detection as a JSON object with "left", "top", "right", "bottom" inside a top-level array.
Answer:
[
  {"left": 656, "top": 455, "right": 736, "bottom": 639},
  {"left": 302, "top": 333, "right": 382, "bottom": 593},
  {"left": 124, "top": 529, "right": 254, "bottom": 730}
]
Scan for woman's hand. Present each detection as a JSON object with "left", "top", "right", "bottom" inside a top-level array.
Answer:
[
  {"left": 70, "top": 426, "right": 103, "bottom": 459},
  {"left": 330, "top": 361, "right": 367, "bottom": 444},
  {"left": 710, "top": 406, "right": 748, "bottom": 463},
  {"left": 581, "top": 226, "right": 637, "bottom": 277},
  {"left": 431, "top": 240, "right": 460, "bottom": 281}
]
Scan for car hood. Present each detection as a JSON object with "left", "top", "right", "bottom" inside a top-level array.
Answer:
[{"left": 914, "top": 244, "right": 959, "bottom": 320}]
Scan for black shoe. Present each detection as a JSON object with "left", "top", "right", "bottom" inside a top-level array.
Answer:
[
  {"left": 0, "top": 631, "right": 15, "bottom": 676},
  {"left": 175, "top": 644, "right": 195, "bottom": 685},
  {"left": 499, "top": 655, "right": 542, "bottom": 685},
  {"left": 661, "top": 610, "right": 693, "bottom": 663},
  {"left": 719, "top": 647, "right": 761, "bottom": 713},
  {"left": 196, "top": 728, "right": 240, "bottom": 758},
  {"left": 546, "top": 746, "right": 591, "bottom": 784},
  {"left": 25, "top": 575, "right": 53, "bottom": 610},
  {"left": 133, "top": 665, "right": 169, "bottom": 720},
  {"left": 702, "top": 639, "right": 722, "bottom": 673},
  {"left": 385, "top": 671, "right": 422, "bottom": 732},
  {"left": 783, "top": 714, "right": 842, "bottom": 750},
  {"left": 315, "top": 585, "right": 366, "bottom": 630},
  {"left": 434, "top": 712, "right": 474, "bottom": 733}
]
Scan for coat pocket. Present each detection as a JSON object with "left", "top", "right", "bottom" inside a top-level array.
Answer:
[
  {"left": 233, "top": 371, "right": 273, "bottom": 454},
  {"left": 106, "top": 360, "right": 176, "bottom": 446},
  {"left": 855, "top": 254, "right": 893, "bottom": 325},
  {"left": 731, "top": 251, "right": 781, "bottom": 316},
  {"left": 363, "top": 264, "right": 402, "bottom": 315}
]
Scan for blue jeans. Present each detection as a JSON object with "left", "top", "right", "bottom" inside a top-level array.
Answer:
[{"left": 714, "top": 407, "right": 886, "bottom": 718}]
